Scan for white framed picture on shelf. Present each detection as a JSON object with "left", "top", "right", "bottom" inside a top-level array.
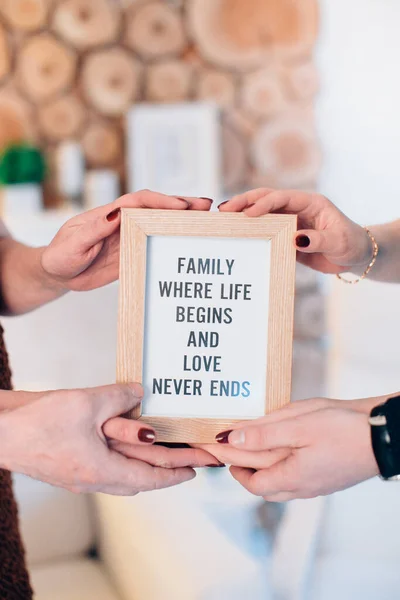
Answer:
[
  {"left": 84, "top": 170, "right": 120, "bottom": 210},
  {"left": 126, "top": 103, "right": 222, "bottom": 206}
]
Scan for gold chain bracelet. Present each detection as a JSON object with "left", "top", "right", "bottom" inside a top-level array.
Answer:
[{"left": 336, "top": 227, "right": 379, "bottom": 284}]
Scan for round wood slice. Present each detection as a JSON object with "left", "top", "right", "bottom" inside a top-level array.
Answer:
[
  {"left": 182, "top": 45, "right": 205, "bottom": 67},
  {"left": 252, "top": 117, "right": 321, "bottom": 188},
  {"left": 187, "top": 0, "right": 319, "bottom": 71},
  {"left": 284, "top": 61, "right": 319, "bottom": 102},
  {"left": 38, "top": 93, "right": 85, "bottom": 140},
  {"left": 222, "top": 123, "right": 248, "bottom": 192},
  {"left": 196, "top": 69, "right": 235, "bottom": 107},
  {"left": 119, "top": 0, "right": 153, "bottom": 8},
  {"left": 0, "top": 23, "right": 10, "bottom": 83},
  {"left": 0, "top": 0, "right": 48, "bottom": 32},
  {"left": 53, "top": 0, "right": 120, "bottom": 50},
  {"left": 241, "top": 69, "right": 286, "bottom": 119},
  {"left": 224, "top": 108, "right": 257, "bottom": 138},
  {"left": 125, "top": 1, "right": 186, "bottom": 59},
  {"left": 82, "top": 48, "right": 141, "bottom": 116},
  {"left": 82, "top": 121, "right": 122, "bottom": 167},
  {"left": 145, "top": 60, "right": 192, "bottom": 102},
  {"left": 17, "top": 33, "right": 76, "bottom": 102},
  {"left": 262, "top": 0, "right": 319, "bottom": 60},
  {"left": 0, "top": 87, "right": 35, "bottom": 148}
]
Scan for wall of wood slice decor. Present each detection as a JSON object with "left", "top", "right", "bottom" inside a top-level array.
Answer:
[{"left": 0, "top": 0, "right": 320, "bottom": 207}]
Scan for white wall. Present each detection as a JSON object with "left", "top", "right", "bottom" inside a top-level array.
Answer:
[
  {"left": 316, "top": 0, "right": 400, "bottom": 224},
  {"left": 315, "top": 0, "right": 400, "bottom": 400},
  {"left": 304, "top": 4, "right": 400, "bottom": 600}
]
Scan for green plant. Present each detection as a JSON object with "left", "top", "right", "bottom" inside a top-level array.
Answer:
[{"left": 0, "top": 143, "right": 46, "bottom": 186}]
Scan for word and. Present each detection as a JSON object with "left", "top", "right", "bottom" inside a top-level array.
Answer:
[{"left": 187, "top": 331, "right": 219, "bottom": 347}]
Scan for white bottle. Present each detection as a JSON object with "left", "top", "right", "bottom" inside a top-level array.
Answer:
[
  {"left": 84, "top": 169, "right": 120, "bottom": 209},
  {"left": 55, "top": 141, "right": 85, "bottom": 204}
]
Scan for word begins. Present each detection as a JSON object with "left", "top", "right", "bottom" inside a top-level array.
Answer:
[{"left": 176, "top": 306, "right": 233, "bottom": 324}]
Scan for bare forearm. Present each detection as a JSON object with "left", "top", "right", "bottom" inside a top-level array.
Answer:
[
  {"left": 352, "top": 220, "right": 400, "bottom": 283},
  {"left": 347, "top": 393, "right": 393, "bottom": 413},
  {"left": 0, "top": 389, "right": 42, "bottom": 411},
  {"left": 0, "top": 410, "right": 14, "bottom": 470},
  {"left": 0, "top": 392, "right": 44, "bottom": 472},
  {"left": 0, "top": 238, "right": 67, "bottom": 315}
]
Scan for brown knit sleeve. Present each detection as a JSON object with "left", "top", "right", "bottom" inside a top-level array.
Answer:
[{"left": 0, "top": 324, "right": 33, "bottom": 599}]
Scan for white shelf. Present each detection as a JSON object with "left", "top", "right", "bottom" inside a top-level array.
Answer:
[{"left": 3, "top": 210, "right": 79, "bottom": 247}]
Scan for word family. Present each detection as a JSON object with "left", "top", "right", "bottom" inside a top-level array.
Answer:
[{"left": 177, "top": 257, "right": 235, "bottom": 276}]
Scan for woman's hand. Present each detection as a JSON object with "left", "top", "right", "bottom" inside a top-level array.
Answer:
[
  {"left": 220, "top": 188, "right": 372, "bottom": 275},
  {"left": 102, "top": 414, "right": 222, "bottom": 470},
  {"left": 0, "top": 383, "right": 219, "bottom": 495},
  {"left": 199, "top": 397, "right": 382, "bottom": 502},
  {"left": 41, "top": 191, "right": 212, "bottom": 292}
]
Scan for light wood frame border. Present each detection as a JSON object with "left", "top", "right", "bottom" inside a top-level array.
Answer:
[{"left": 117, "top": 209, "right": 297, "bottom": 443}]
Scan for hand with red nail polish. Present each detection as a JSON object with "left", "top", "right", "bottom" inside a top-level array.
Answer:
[
  {"left": 196, "top": 396, "right": 385, "bottom": 501},
  {"left": 31, "top": 191, "right": 212, "bottom": 307},
  {"left": 102, "top": 386, "right": 219, "bottom": 470},
  {"left": 219, "top": 188, "right": 378, "bottom": 278},
  {"left": 0, "top": 382, "right": 204, "bottom": 495},
  {"left": 104, "top": 411, "right": 219, "bottom": 470},
  {"left": 107, "top": 439, "right": 221, "bottom": 471}
]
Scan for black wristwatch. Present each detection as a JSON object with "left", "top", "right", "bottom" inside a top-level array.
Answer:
[{"left": 370, "top": 395, "right": 400, "bottom": 481}]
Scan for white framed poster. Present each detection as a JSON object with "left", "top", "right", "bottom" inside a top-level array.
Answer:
[
  {"left": 117, "top": 209, "right": 297, "bottom": 443},
  {"left": 126, "top": 103, "right": 222, "bottom": 202}
]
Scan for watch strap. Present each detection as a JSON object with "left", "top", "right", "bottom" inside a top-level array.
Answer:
[{"left": 370, "top": 395, "right": 400, "bottom": 480}]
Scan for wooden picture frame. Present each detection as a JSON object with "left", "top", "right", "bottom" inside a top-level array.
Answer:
[{"left": 117, "top": 209, "right": 297, "bottom": 443}]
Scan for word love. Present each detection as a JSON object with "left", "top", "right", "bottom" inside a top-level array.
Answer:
[{"left": 183, "top": 354, "right": 221, "bottom": 373}]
